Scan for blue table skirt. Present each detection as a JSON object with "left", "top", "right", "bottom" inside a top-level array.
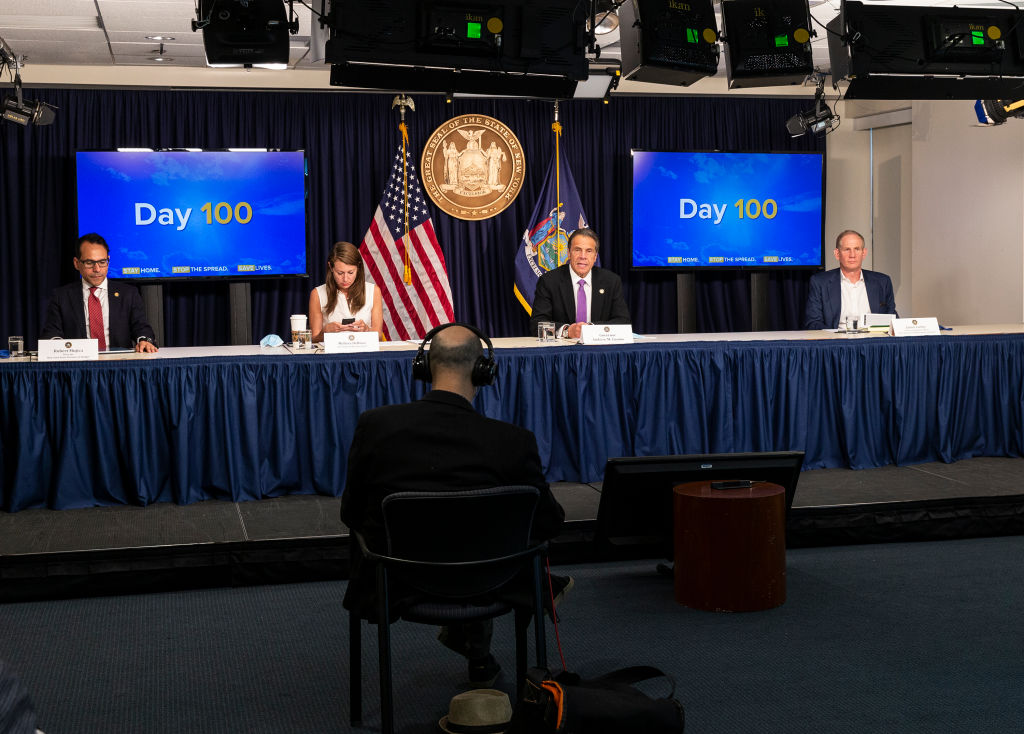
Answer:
[{"left": 3, "top": 334, "right": 1023, "bottom": 511}]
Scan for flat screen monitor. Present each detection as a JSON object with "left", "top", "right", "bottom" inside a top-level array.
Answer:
[
  {"left": 631, "top": 150, "right": 824, "bottom": 270},
  {"left": 595, "top": 451, "right": 805, "bottom": 558},
  {"left": 75, "top": 150, "right": 308, "bottom": 281}
]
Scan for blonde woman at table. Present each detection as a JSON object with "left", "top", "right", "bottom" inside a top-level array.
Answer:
[{"left": 309, "top": 242, "right": 383, "bottom": 341}]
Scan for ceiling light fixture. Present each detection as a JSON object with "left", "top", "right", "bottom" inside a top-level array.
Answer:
[
  {"left": 149, "top": 43, "right": 173, "bottom": 62},
  {"left": 589, "top": 1, "right": 620, "bottom": 35}
]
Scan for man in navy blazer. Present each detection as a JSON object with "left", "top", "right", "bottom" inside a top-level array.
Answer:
[
  {"left": 40, "top": 233, "right": 158, "bottom": 352},
  {"left": 804, "top": 230, "right": 898, "bottom": 330},
  {"left": 529, "top": 227, "right": 631, "bottom": 339}
]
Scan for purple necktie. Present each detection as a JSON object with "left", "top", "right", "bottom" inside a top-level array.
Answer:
[{"left": 575, "top": 279, "right": 587, "bottom": 323}]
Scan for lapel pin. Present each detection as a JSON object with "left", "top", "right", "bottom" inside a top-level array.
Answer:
[
  {"left": 114, "top": 292, "right": 120, "bottom": 298},
  {"left": 599, "top": 288, "right": 605, "bottom": 294}
]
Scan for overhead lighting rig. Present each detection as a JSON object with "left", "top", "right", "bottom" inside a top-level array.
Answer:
[
  {"left": 785, "top": 74, "right": 838, "bottom": 137},
  {"left": 192, "top": 0, "right": 300, "bottom": 68},
  {"left": 0, "top": 36, "right": 56, "bottom": 127},
  {"left": 974, "top": 98, "right": 1024, "bottom": 126}
]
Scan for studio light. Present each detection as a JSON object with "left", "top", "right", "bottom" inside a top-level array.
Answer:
[
  {"left": 2, "top": 94, "right": 55, "bottom": 126},
  {"left": 0, "top": 37, "right": 56, "bottom": 127},
  {"left": 721, "top": 0, "right": 814, "bottom": 89},
  {"left": 589, "top": 1, "right": 620, "bottom": 35},
  {"left": 829, "top": 1, "right": 1024, "bottom": 99},
  {"left": 192, "top": 0, "right": 299, "bottom": 68},
  {"left": 326, "top": 0, "right": 588, "bottom": 97},
  {"left": 785, "top": 76, "right": 836, "bottom": 137},
  {"left": 974, "top": 98, "right": 1024, "bottom": 126},
  {"left": 618, "top": 0, "right": 720, "bottom": 87}
]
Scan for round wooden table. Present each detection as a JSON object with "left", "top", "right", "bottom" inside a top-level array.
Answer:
[{"left": 673, "top": 481, "right": 786, "bottom": 612}]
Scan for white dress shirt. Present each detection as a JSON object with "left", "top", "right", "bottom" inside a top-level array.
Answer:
[{"left": 839, "top": 269, "right": 871, "bottom": 324}]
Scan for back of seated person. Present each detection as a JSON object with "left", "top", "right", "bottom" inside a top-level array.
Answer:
[{"left": 340, "top": 322, "right": 568, "bottom": 688}]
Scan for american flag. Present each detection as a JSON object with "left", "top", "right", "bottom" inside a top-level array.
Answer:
[{"left": 359, "top": 138, "right": 454, "bottom": 341}]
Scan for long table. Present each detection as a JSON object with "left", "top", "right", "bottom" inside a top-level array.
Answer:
[{"left": 3, "top": 326, "right": 1024, "bottom": 512}]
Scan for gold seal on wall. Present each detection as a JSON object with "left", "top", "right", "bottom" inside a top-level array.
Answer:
[{"left": 421, "top": 114, "right": 526, "bottom": 221}]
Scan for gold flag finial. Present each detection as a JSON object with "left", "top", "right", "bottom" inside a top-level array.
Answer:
[{"left": 391, "top": 94, "right": 415, "bottom": 122}]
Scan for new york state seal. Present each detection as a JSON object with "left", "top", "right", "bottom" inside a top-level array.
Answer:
[{"left": 421, "top": 114, "right": 525, "bottom": 221}]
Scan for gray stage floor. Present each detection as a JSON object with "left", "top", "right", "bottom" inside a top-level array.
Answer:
[{"left": 1, "top": 457, "right": 1022, "bottom": 556}]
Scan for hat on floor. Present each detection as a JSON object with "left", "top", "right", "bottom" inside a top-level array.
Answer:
[{"left": 437, "top": 689, "right": 512, "bottom": 734}]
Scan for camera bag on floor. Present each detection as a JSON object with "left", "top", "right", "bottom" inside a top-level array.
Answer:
[{"left": 507, "top": 666, "right": 684, "bottom": 733}]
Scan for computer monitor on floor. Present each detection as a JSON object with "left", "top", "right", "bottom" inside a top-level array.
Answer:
[{"left": 595, "top": 451, "right": 805, "bottom": 559}]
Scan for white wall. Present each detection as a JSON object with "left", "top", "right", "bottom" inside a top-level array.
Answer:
[
  {"left": 872, "top": 122, "right": 913, "bottom": 315},
  {"left": 824, "top": 104, "right": 872, "bottom": 267},
  {"left": 911, "top": 101, "right": 1024, "bottom": 324},
  {"left": 826, "top": 99, "right": 1024, "bottom": 326}
]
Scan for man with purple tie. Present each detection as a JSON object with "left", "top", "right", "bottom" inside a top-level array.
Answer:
[
  {"left": 528, "top": 228, "right": 631, "bottom": 340},
  {"left": 40, "top": 233, "right": 158, "bottom": 352}
]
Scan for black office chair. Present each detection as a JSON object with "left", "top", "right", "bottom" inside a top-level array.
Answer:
[{"left": 348, "top": 485, "right": 549, "bottom": 734}]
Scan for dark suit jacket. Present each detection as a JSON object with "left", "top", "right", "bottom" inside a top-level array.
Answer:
[
  {"left": 804, "top": 268, "right": 898, "bottom": 330},
  {"left": 340, "top": 389, "right": 565, "bottom": 616},
  {"left": 528, "top": 264, "right": 631, "bottom": 336},
  {"left": 40, "top": 280, "right": 156, "bottom": 348}
]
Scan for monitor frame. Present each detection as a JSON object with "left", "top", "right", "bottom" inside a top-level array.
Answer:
[
  {"left": 74, "top": 148, "right": 310, "bottom": 284},
  {"left": 595, "top": 451, "right": 805, "bottom": 558},
  {"left": 629, "top": 148, "right": 826, "bottom": 273}
]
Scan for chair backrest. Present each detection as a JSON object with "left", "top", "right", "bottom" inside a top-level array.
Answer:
[{"left": 380, "top": 485, "right": 541, "bottom": 599}]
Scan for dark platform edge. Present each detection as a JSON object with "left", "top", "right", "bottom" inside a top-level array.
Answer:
[{"left": 3, "top": 494, "right": 1023, "bottom": 603}]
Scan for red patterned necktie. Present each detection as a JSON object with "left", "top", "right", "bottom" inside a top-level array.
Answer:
[{"left": 88, "top": 286, "right": 106, "bottom": 351}]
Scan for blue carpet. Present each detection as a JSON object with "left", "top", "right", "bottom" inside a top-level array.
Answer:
[{"left": 0, "top": 536, "right": 1022, "bottom": 733}]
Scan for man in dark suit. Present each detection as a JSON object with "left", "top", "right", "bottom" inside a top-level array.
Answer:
[
  {"left": 529, "top": 227, "right": 631, "bottom": 339},
  {"left": 40, "top": 233, "right": 158, "bottom": 352},
  {"left": 804, "top": 229, "right": 898, "bottom": 330},
  {"left": 341, "top": 324, "right": 566, "bottom": 687}
]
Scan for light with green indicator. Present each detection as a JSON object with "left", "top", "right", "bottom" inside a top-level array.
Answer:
[
  {"left": 971, "top": 30, "right": 984, "bottom": 45},
  {"left": 774, "top": 34, "right": 789, "bottom": 47},
  {"left": 686, "top": 28, "right": 698, "bottom": 43},
  {"left": 467, "top": 21, "right": 481, "bottom": 39}
]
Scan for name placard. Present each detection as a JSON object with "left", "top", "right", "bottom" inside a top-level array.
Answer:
[
  {"left": 890, "top": 317, "right": 940, "bottom": 337},
  {"left": 324, "top": 332, "right": 381, "bottom": 353},
  {"left": 579, "top": 324, "right": 633, "bottom": 345},
  {"left": 863, "top": 313, "right": 895, "bottom": 329},
  {"left": 38, "top": 339, "right": 100, "bottom": 362}
]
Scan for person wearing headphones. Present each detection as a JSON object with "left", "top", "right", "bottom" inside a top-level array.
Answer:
[{"left": 340, "top": 323, "right": 567, "bottom": 689}]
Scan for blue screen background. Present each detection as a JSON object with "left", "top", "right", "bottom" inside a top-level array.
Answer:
[
  {"left": 76, "top": 151, "right": 307, "bottom": 279},
  {"left": 631, "top": 151, "right": 823, "bottom": 268}
]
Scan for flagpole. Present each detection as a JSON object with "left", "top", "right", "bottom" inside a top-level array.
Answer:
[
  {"left": 392, "top": 94, "right": 416, "bottom": 284},
  {"left": 552, "top": 100, "right": 564, "bottom": 265}
]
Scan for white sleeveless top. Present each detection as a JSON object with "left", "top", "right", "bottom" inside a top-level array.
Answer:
[{"left": 315, "top": 282, "right": 374, "bottom": 325}]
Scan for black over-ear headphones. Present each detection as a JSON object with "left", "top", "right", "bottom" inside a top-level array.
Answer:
[{"left": 411, "top": 322, "right": 496, "bottom": 386}]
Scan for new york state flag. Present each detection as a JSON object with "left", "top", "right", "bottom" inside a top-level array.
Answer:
[{"left": 513, "top": 147, "right": 590, "bottom": 314}]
